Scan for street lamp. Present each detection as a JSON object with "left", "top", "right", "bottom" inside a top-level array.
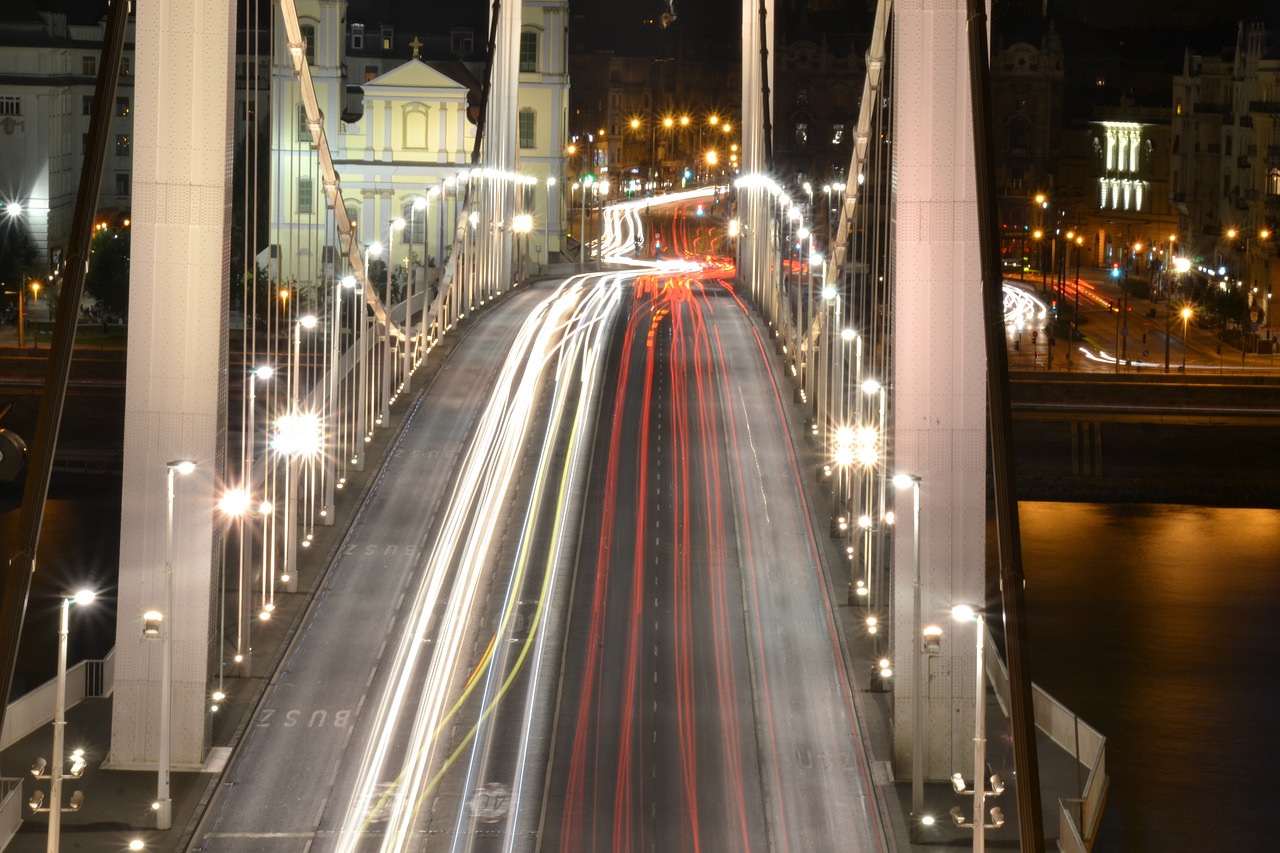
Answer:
[
  {"left": 358, "top": 242, "right": 381, "bottom": 466},
  {"left": 544, "top": 176, "right": 556, "bottom": 270},
  {"left": 154, "top": 458, "right": 196, "bottom": 830},
  {"left": 1181, "top": 306, "right": 1193, "bottom": 371},
  {"left": 892, "top": 471, "right": 927, "bottom": 832},
  {"left": 277, "top": 315, "right": 318, "bottom": 592},
  {"left": 30, "top": 281, "right": 41, "bottom": 348},
  {"left": 405, "top": 202, "right": 427, "bottom": 394},
  {"left": 36, "top": 589, "right": 96, "bottom": 852},
  {"left": 232, "top": 365, "right": 272, "bottom": 670},
  {"left": 383, "top": 218, "right": 405, "bottom": 421},
  {"left": 948, "top": 604, "right": 1007, "bottom": 849}
]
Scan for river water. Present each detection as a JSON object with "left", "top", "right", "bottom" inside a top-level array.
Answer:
[
  {"left": 1017, "top": 502, "right": 1280, "bottom": 853},
  {"left": 3, "top": 493, "right": 1275, "bottom": 850}
]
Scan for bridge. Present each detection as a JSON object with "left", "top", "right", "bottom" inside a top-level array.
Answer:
[{"left": 0, "top": 1, "right": 1110, "bottom": 851}]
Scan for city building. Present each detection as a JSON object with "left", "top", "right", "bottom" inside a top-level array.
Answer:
[
  {"left": 266, "top": 0, "right": 570, "bottom": 292},
  {"left": 1171, "top": 22, "right": 1280, "bottom": 341},
  {"left": 0, "top": 4, "right": 136, "bottom": 284},
  {"left": 989, "top": 18, "right": 1065, "bottom": 272}
]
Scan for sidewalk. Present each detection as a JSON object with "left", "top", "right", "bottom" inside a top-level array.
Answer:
[{"left": 0, "top": 316, "right": 467, "bottom": 852}]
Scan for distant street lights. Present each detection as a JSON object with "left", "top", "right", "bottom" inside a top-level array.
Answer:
[{"left": 154, "top": 459, "right": 196, "bottom": 830}]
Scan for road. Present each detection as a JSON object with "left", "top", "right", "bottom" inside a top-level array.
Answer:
[
  {"left": 187, "top": 189, "right": 887, "bottom": 852},
  {"left": 541, "top": 194, "right": 885, "bottom": 852}
]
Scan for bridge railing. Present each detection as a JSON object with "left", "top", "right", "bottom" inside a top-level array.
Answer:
[{"left": 985, "top": 624, "right": 1107, "bottom": 851}]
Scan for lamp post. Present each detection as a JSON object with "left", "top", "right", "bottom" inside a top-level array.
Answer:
[
  {"left": 358, "top": 242, "right": 381, "bottom": 467},
  {"left": 234, "top": 365, "right": 272, "bottom": 669},
  {"left": 1181, "top": 306, "right": 1193, "bottom": 371},
  {"left": 383, "top": 218, "right": 404, "bottom": 423},
  {"left": 46, "top": 589, "right": 95, "bottom": 852},
  {"left": 579, "top": 175, "right": 593, "bottom": 269},
  {"left": 1073, "top": 235, "right": 1083, "bottom": 328},
  {"left": 893, "top": 471, "right": 926, "bottom": 831},
  {"left": 155, "top": 458, "right": 196, "bottom": 830},
  {"left": 280, "top": 315, "right": 317, "bottom": 593},
  {"left": 544, "top": 176, "right": 556, "bottom": 271},
  {"left": 949, "top": 603, "right": 1005, "bottom": 851},
  {"left": 406, "top": 202, "right": 426, "bottom": 394},
  {"left": 30, "top": 281, "right": 41, "bottom": 348}
]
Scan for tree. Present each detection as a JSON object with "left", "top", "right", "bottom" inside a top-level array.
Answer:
[
  {"left": 85, "top": 227, "right": 131, "bottom": 316},
  {"left": 0, "top": 221, "right": 39, "bottom": 316}
]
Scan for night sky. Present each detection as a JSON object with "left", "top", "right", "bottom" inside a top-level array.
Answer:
[{"left": 569, "top": 0, "right": 1280, "bottom": 55}]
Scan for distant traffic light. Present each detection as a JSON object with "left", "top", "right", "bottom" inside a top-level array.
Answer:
[{"left": 1111, "top": 264, "right": 1121, "bottom": 278}]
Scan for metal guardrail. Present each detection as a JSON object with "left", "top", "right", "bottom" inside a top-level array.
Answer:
[
  {"left": 0, "top": 649, "right": 115, "bottom": 752},
  {"left": 0, "top": 777, "right": 21, "bottom": 850},
  {"left": 984, "top": 625, "right": 1107, "bottom": 852}
]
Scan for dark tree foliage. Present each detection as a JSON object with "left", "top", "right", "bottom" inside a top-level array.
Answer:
[
  {"left": 0, "top": 222, "right": 39, "bottom": 314},
  {"left": 85, "top": 227, "right": 131, "bottom": 315}
]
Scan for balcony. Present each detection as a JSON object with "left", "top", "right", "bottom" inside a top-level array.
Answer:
[{"left": 1249, "top": 100, "right": 1280, "bottom": 114}]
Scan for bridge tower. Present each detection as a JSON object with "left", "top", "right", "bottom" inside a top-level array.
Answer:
[
  {"left": 891, "top": 0, "right": 987, "bottom": 815},
  {"left": 106, "top": 0, "right": 236, "bottom": 791}
]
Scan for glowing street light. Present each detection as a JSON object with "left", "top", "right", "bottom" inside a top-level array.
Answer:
[
  {"left": 948, "top": 604, "right": 1007, "bottom": 849},
  {"left": 892, "top": 471, "right": 930, "bottom": 833},
  {"left": 154, "top": 459, "right": 196, "bottom": 830},
  {"left": 33, "top": 589, "right": 96, "bottom": 852}
]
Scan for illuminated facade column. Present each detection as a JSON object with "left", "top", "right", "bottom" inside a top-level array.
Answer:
[
  {"left": 891, "top": 0, "right": 985, "bottom": 788},
  {"left": 108, "top": 0, "right": 235, "bottom": 769}
]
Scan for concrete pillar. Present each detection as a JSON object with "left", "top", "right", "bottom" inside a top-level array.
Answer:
[
  {"left": 107, "top": 0, "right": 234, "bottom": 770},
  {"left": 891, "top": 0, "right": 986, "bottom": 790}
]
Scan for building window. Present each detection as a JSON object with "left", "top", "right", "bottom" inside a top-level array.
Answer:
[
  {"left": 115, "top": 96, "right": 130, "bottom": 117},
  {"left": 1225, "top": 135, "right": 1233, "bottom": 157},
  {"left": 403, "top": 202, "right": 426, "bottom": 244},
  {"left": 381, "top": 26, "right": 394, "bottom": 51},
  {"left": 298, "top": 104, "right": 311, "bottom": 142},
  {"left": 519, "top": 108, "right": 536, "bottom": 149},
  {"left": 351, "top": 24, "right": 364, "bottom": 50},
  {"left": 451, "top": 29, "right": 473, "bottom": 56},
  {"left": 1269, "top": 168, "right": 1280, "bottom": 196},
  {"left": 831, "top": 123, "right": 845, "bottom": 145},
  {"left": 0, "top": 96, "right": 20, "bottom": 117},
  {"left": 120, "top": 57, "right": 131, "bottom": 77},
  {"left": 794, "top": 122, "right": 808, "bottom": 147},
  {"left": 520, "top": 31, "right": 538, "bottom": 73},
  {"left": 796, "top": 87, "right": 809, "bottom": 107},
  {"left": 365, "top": 65, "right": 378, "bottom": 83},
  {"left": 82, "top": 133, "right": 89, "bottom": 155},
  {"left": 298, "top": 176, "right": 313, "bottom": 214},
  {"left": 116, "top": 134, "right": 130, "bottom": 156},
  {"left": 115, "top": 173, "right": 130, "bottom": 195},
  {"left": 345, "top": 203, "right": 359, "bottom": 231},
  {"left": 301, "top": 24, "right": 316, "bottom": 65},
  {"left": 83, "top": 56, "right": 96, "bottom": 75},
  {"left": 82, "top": 95, "right": 92, "bottom": 116}
]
